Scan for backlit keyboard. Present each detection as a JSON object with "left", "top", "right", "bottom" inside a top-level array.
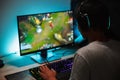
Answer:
[{"left": 29, "top": 57, "right": 74, "bottom": 80}]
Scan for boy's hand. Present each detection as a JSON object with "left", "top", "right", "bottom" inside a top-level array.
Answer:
[{"left": 39, "top": 65, "right": 57, "bottom": 80}]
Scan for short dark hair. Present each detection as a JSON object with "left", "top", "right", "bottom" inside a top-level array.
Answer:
[{"left": 74, "top": 0, "right": 109, "bottom": 32}]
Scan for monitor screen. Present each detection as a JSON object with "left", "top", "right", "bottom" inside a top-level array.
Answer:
[{"left": 17, "top": 10, "right": 74, "bottom": 56}]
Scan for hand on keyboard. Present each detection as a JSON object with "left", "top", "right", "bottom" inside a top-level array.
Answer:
[
  {"left": 39, "top": 65, "right": 57, "bottom": 80},
  {"left": 29, "top": 57, "right": 73, "bottom": 80}
]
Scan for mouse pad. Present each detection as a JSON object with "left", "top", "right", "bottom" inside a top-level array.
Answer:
[{"left": 5, "top": 70, "right": 36, "bottom": 80}]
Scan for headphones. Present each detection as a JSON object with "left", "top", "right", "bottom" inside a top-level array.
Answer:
[{"left": 74, "top": 0, "right": 110, "bottom": 31}]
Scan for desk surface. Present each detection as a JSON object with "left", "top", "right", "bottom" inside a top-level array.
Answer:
[
  {"left": 0, "top": 61, "right": 40, "bottom": 80},
  {"left": 0, "top": 46, "right": 78, "bottom": 80}
]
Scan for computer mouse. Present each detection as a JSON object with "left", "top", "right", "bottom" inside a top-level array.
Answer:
[{"left": 0, "top": 59, "right": 4, "bottom": 68}]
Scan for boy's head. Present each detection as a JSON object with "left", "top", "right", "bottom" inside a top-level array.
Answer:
[
  {"left": 74, "top": 0, "right": 109, "bottom": 32},
  {"left": 73, "top": 0, "right": 111, "bottom": 41}
]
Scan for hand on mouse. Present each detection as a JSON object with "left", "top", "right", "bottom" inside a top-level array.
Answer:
[{"left": 39, "top": 65, "right": 57, "bottom": 80}]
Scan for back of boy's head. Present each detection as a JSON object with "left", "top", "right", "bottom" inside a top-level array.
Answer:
[{"left": 74, "top": 0, "right": 109, "bottom": 32}]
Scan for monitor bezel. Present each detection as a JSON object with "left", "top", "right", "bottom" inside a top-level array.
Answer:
[{"left": 17, "top": 10, "right": 75, "bottom": 56}]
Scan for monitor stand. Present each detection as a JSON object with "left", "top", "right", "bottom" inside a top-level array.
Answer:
[{"left": 31, "top": 49, "right": 61, "bottom": 63}]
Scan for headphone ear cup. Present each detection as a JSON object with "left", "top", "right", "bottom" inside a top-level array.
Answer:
[
  {"left": 108, "top": 16, "right": 110, "bottom": 30},
  {"left": 74, "top": 0, "right": 91, "bottom": 31},
  {"left": 85, "top": 15, "right": 91, "bottom": 28},
  {"left": 77, "top": 15, "right": 90, "bottom": 31}
]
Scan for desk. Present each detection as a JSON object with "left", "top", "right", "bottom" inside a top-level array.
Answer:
[
  {"left": 5, "top": 70, "right": 36, "bottom": 80},
  {"left": 0, "top": 60, "right": 40, "bottom": 80},
  {"left": 0, "top": 46, "right": 78, "bottom": 80}
]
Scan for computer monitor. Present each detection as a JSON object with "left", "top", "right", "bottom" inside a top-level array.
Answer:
[{"left": 17, "top": 10, "right": 74, "bottom": 63}]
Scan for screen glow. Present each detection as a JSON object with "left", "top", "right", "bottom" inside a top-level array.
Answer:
[{"left": 17, "top": 11, "right": 74, "bottom": 55}]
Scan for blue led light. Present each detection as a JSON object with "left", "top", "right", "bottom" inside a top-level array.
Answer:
[{"left": 0, "top": 0, "right": 71, "bottom": 57}]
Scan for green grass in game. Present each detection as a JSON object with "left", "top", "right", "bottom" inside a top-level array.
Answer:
[{"left": 19, "top": 12, "right": 72, "bottom": 54}]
